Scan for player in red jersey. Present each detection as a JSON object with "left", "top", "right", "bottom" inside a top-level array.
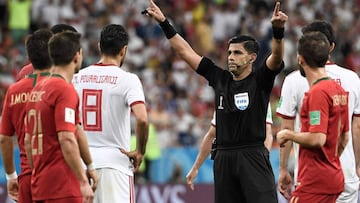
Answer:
[
  {"left": 15, "top": 24, "right": 78, "bottom": 82},
  {"left": 277, "top": 32, "right": 349, "bottom": 203},
  {"left": 0, "top": 29, "right": 53, "bottom": 202},
  {"left": 24, "top": 31, "right": 93, "bottom": 203},
  {"left": 1, "top": 26, "right": 97, "bottom": 202}
]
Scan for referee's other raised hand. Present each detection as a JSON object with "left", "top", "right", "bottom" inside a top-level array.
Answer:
[{"left": 144, "top": 0, "right": 166, "bottom": 23}]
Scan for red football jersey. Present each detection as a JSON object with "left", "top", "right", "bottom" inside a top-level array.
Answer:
[
  {"left": 296, "top": 78, "right": 348, "bottom": 195},
  {"left": 0, "top": 72, "right": 50, "bottom": 177},
  {"left": 25, "top": 75, "right": 81, "bottom": 200}
]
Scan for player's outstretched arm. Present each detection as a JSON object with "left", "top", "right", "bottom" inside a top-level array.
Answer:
[
  {"left": 277, "top": 129, "right": 326, "bottom": 148},
  {"left": 144, "top": 0, "right": 202, "bottom": 71},
  {"left": 266, "top": 1, "right": 288, "bottom": 71},
  {"left": 186, "top": 125, "right": 215, "bottom": 191}
]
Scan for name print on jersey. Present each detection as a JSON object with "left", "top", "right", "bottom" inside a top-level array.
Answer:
[
  {"left": 10, "top": 91, "right": 45, "bottom": 105},
  {"left": 332, "top": 94, "right": 347, "bottom": 106},
  {"left": 73, "top": 74, "right": 118, "bottom": 85}
]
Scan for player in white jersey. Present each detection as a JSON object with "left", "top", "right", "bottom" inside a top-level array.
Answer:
[
  {"left": 186, "top": 102, "right": 273, "bottom": 190},
  {"left": 73, "top": 24, "right": 149, "bottom": 203},
  {"left": 276, "top": 21, "right": 360, "bottom": 203}
]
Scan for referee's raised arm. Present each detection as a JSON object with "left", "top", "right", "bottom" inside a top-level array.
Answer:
[
  {"left": 266, "top": 2, "right": 288, "bottom": 71},
  {"left": 144, "top": 0, "right": 202, "bottom": 71}
]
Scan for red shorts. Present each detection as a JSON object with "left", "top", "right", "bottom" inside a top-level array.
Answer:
[
  {"left": 290, "top": 192, "right": 339, "bottom": 203},
  {"left": 34, "top": 197, "right": 82, "bottom": 203},
  {"left": 18, "top": 174, "right": 32, "bottom": 203}
]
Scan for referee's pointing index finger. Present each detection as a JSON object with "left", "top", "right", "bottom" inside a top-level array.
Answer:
[
  {"left": 273, "top": 2, "right": 280, "bottom": 16},
  {"left": 149, "top": 0, "right": 155, "bottom": 6}
]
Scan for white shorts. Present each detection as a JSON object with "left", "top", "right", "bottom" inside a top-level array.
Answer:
[
  {"left": 336, "top": 181, "right": 359, "bottom": 203},
  {"left": 94, "top": 168, "right": 135, "bottom": 203}
]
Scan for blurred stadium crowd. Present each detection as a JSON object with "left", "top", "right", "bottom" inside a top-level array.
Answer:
[{"left": 0, "top": 0, "right": 360, "bottom": 150}]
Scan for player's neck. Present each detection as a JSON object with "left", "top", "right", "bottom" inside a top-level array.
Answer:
[
  {"left": 306, "top": 67, "right": 327, "bottom": 86},
  {"left": 33, "top": 67, "right": 52, "bottom": 74},
  {"left": 99, "top": 56, "right": 122, "bottom": 67},
  {"left": 52, "top": 65, "right": 74, "bottom": 83}
]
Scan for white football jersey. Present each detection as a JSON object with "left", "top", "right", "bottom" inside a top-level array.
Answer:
[
  {"left": 73, "top": 64, "right": 146, "bottom": 175},
  {"left": 276, "top": 63, "right": 360, "bottom": 184}
]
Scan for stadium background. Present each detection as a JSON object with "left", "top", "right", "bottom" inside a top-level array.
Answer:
[{"left": 0, "top": 0, "right": 359, "bottom": 202}]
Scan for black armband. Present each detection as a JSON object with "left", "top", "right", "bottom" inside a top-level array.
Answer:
[
  {"left": 159, "top": 19, "right": 177, "bottom": 39},
  {"left": 272, "top": 27, "right": 284, "bottom": 40}
]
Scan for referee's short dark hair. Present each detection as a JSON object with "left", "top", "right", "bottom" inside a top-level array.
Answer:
[{"left": 228, "top": 35, "right": 260, "bottom": 55}]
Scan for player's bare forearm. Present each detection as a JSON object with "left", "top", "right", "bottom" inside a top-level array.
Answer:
[
  {"left": 338, "top": 131, "right": 349, "bottom": 156},
  {"left": 278, "top": 130, "right": 326, "bottom": 148},
  {"left": 136, "top": 120, "right": 149, "bottom": 155},
  {"left": 24, "top": 133, "right": 33, "bottom": 169},
  {"left": 264, "top": 123, "right": 273, "bottom": 151},
  {"left": 279, "top": 141, "right": 292, "bottom": 170},
  {"left": 58, "top": 131, "right": 88, "bottom": 183},
  {"left": 0, "top": 135, "right": 16, "bottom": 173},
  {"left": 186, "top": 125, "right": 215, "bottom": 191},
  {"left": 291, "top": 132, "right": 326, "bottom": 147},
  {"left": 132, "top": 103, "right": 149, "bottom": 155},
  {"left": 352, "top": 117, "right": 360, "bottom": 167},
  {"left": 77, "top": 125, "right": 93, "bottom": 165},
  {"left": 279, "top": 119, "right": 294, "bottom": 169},
  {"left": 278, "top": 138, "right": 293, "bottom": 199},
  {"left": 193, "top": 125, "right": 215, "bottom": 170}
]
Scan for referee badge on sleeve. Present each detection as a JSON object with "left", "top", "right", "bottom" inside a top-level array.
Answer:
[
  {"left": 65, "top": 107, "right": 75, "bottom": 124},
  {"left": 234, "top": 92, "right": 249, "bottom": 110}
]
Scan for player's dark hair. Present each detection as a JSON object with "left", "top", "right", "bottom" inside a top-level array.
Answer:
[
  {"left": 50, "top": 24, "right": 78, "bottom": 34},
  {"left": 298, "top": 31, "right": 330, "bottom": 68},
  {"left": 228, "top": 35, "right": 260, "bottom": 55},
  {"left": 48, "top": 31, "right": 82, "bottom": 66},
  {"left": 25, "top": 29, "right": 53, "bottom": 70},
  {"left": 301, "top": 20, "right": 335, "bottom": 44},
  {"left": 100, "top": 24, "right": 129, "bottom": 56}
]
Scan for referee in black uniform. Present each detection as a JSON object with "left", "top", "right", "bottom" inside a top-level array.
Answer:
[{"left": 144, "top": 1, "right": 288, "bottom": 202}]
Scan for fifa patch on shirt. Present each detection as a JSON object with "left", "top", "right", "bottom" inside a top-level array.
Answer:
[
  {"left": 234, "top": 92, "right": 249, "bottom": 110},
  {"left": 309, "top": 110, "right": 320, "bottom": 125},
  {"left": 65, "top": 107, "right": 75, "bottom": 124}
]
